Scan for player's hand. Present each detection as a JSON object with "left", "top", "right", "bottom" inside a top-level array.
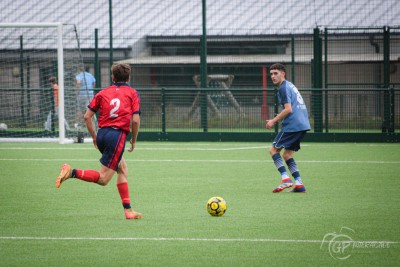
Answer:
[
  {"left": 128, "top": 139, "right": 136, "bottom": 152},
  {"left": 266, "top": 120, "right": 275, "bottom": 129}
]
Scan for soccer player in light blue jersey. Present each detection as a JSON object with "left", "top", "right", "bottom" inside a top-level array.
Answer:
[
  {"left": 266, "top": 63, "right": 311, "bottom": 193},
  {"left": 75, "top": 64, "right": 96, "bottom": 128}
]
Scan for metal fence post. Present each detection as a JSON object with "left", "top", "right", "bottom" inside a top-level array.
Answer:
[
  {"left": 324, "top": 28, "right": 329, "bottom": 133},
  {"left": 313, "top": 27, "right": 323, "bottom": 132},
  {"left": 19, "top": 35, "right": 26, "bottom": 127},
  {"left": 161, "top": 87, "right": 166, "bottom": 135},
  {"left": 200, "top": 0, "right": 208, "bottom": 132},
  {"left": 108, "top": 0, "right": 113, "bottom": 84},
  {"left": 389, "top": 87, "right": 395, "bottom": 133},
  {"left": 94, "top": 28, "right": 100, "bottom": 90},
  {"left": 291, "top": 35, "right": 295, "bottom": 84},
  {"left": 382, "top": 26, "right": 391, "bottom": 133}
]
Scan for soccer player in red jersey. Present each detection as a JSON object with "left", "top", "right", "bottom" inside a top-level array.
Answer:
[{"left": 56, "top": 63, "right": 142, "bottom": 220}]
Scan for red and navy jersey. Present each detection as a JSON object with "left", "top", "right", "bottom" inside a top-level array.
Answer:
[{"left": 88, "top": 83, "right": 140, "bottom": 132}]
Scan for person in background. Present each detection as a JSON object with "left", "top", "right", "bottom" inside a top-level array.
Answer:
[
  {"left": 75, "top": 64, "right": 96, "bottom": 128},
  {"left": 266, "top": 63, "right": 311, "bottom": 193},
  {"left": 56, "top": 63, "right": 142, "bottom": 220},
  {"left": 44, "top": 76, "right": 70, "bottom": 132}
]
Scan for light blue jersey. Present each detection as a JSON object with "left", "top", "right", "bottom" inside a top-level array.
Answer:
[
  {"left": 277, "top": 80, "right": 311, "bottom": 132},
  {"left": 76, "top": 71, "right": 96, "bottom": 96}
]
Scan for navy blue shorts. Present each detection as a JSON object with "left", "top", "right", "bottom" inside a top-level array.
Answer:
[
  {"left": 96, "top": 127, "right": 127, "bottom": 171},
  {"left": 272, "top": 131, "right": 307, "bottom": 152}
]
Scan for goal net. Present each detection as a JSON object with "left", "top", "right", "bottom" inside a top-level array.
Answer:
[{"left": 0, "top": 23, "right": 90, "bottom": 143}]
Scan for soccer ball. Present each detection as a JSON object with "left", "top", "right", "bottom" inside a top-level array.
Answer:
[
  {"left": 0, "top": 123, "right": 8, "bottom": 131},
  {"left": 206, "top": 196, "right": 227, "bottom": 216}
]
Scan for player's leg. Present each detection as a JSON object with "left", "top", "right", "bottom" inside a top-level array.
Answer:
[
  {"left": 98, "top": 127, "right": 141, "bottom": 219},
  {"left": 116, "top": 157, "right": 142, "bottom": 219},
  {"left": 64, "top": 118, "right": 71, "bottom": 131},
  {"left": 56, "top": 127, "right": 118, "bottom": 188},
  {"left": 283, "top": 131, "right": 307, "bottom": 193},
  {"left": 75, "top": 95, "right": 86, "bottom": 129},
  {"left": 55, "top": 163, "right": 73, "bottom": 188},
  {"left": 93, "top": 127, "right": 124, "bottom": 186},
  {"left": 44, "top": 111, "right": 52, "bottom": 131},
  {"left": 270, "top": 132, "right": 293, "bottom": 193},
  {"left": 55, "top": 107, "right": 71, "bottom": 131},
  {"left": 97, "top": 165, "right": 116, "bottom": 185},
  {"left": 282, "top": 150, "right": 305, "bottom": 192},
  {"left": 55, "top": 164, "right": 108, "bottom": 188}
]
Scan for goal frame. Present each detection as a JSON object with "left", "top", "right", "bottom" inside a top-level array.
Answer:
[{"left": 0, "top": 22, "right": 67, "bottom": 143}]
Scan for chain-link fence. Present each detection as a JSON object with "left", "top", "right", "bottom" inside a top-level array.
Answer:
[
  {"left": 139, "top": 87, "right": 399, "bottom": 133},
  {"left": 0, "top": 0, "right": 399, "bottom": 141}
]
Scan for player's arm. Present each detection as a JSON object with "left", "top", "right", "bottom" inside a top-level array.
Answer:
[
  {"left": 266, "top": 103, "right": 292, "bottom": 129},
  {"left": 91, "top": 74, "right": 96, "bottom": 89},
  {"left": 128, "top": 113, "right": 140, "bottom": 152},
  {"left": 84, "top": 109, "right": 97, "bottom": 148}
]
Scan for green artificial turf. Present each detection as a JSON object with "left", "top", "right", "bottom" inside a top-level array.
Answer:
[{"left": 0, "top": 142, "right": 399, "bottom": 266}]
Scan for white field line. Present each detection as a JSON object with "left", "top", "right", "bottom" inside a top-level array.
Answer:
[
  {"left": 1, "top": 142, "right": 399, "bottom": 151},
  {"left": 0, "top": 236, "right": 398, "bottom": 244},
  {"left": 0, "top": 146, "right": 267, "bottom": 151},
  {"left": 1, "top": 142, "right": 399, "bottom": 147},
  {"left": 0, "top": 158, "right": 399, "bottom": 164}
]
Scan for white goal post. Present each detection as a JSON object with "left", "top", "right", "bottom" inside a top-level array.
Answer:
[{"left": 0, "top": 23, "right": 68, "bottom": 143}]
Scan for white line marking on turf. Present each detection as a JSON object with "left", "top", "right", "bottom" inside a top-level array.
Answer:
[
  {"left": 1, "top": 143, "right": 399, "bottom": 151},
  {"left": 1, "top": 143, "right": 400, "bottom": 151},
  {"left": 0, "top": 147, "right": 93, "bottom": 150},
  {"left": 0, "top": 236, "right": 398, "bottom": 244},
  {"left": 137, "top": 146, "right": 268, "bottom": 151},
  {"left": 0, "top": 158, "right": 399, "bottom": 164},
  {"left": 0, "top": 146, "right": 267, "bottom": 151}
]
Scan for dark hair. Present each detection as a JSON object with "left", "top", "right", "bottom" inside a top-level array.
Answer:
[
  {"left": 270, "top": 63, "right": 287, "bottom": 73},
  {"left": 112, "top": 63, "right": 131, "bottom": 82},
  {"left": 49, "top": 76, "right": 57, "bottom": 83},
  {"left": 78, "top": 63, "right": 85, "bottom": 72}
]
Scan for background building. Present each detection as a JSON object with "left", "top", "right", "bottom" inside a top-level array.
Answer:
[{"left": 0, "top": 0, "right": 399, "bottom": 141}]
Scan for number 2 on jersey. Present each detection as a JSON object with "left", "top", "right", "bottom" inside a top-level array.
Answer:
[{"left": 110, "top": 98, "right": 120, "bottom": 118}]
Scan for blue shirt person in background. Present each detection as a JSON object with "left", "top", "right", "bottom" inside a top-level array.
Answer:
[
  {"left": 75, "top": 64, "right": 96, "bottom": 128},
  {"left": 266, "top": 63, "right": 310, "bottom": 193}
]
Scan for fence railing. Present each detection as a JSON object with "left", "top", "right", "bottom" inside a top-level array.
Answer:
[
  {"left": 139, "top": 87, "right": 398, "bottom": 130},
  {"left": 0, "top": 87, "right": 398, "bottom": 142}
]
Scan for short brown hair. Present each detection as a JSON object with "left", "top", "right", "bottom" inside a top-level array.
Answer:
[
  {"left": 49, "top": 76, "right": 57, "bottom": 84},
  {"left": 112, "top": 63, "right": 131, "bottom": 82},
  {"left": 270, "top": 63, "right": 287, "bottom": 73}
]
